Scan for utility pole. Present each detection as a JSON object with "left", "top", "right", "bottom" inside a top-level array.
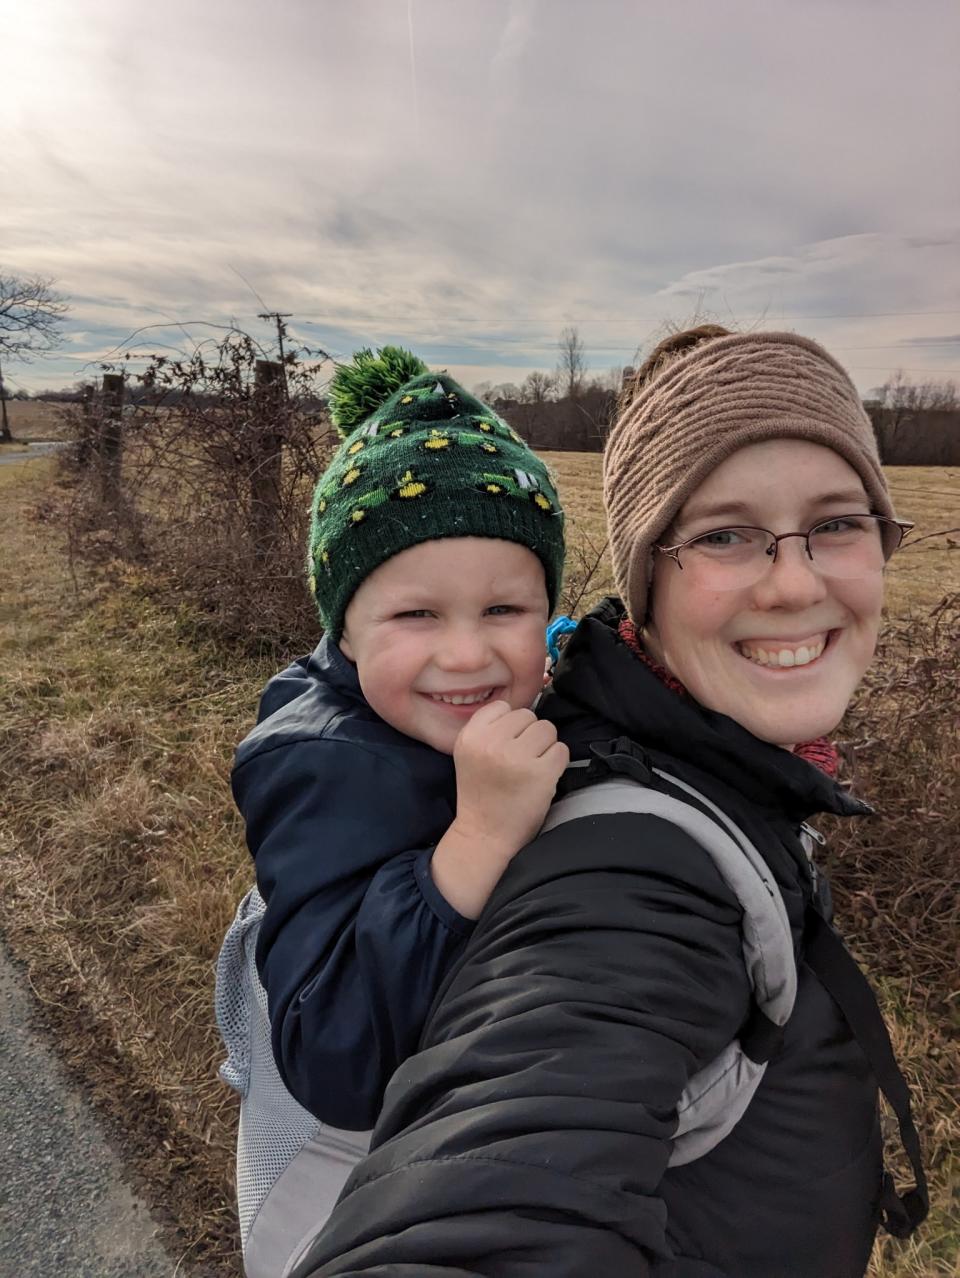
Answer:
[{"left": 258, "top": 311, "right": 292, "bottom": 396}]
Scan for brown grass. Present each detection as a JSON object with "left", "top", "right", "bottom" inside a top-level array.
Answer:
[
  {"left": 1, "top": 398, "right": 71, "bottom": 441},
  {"left": 0, "top": 455, "right": 958, "bottom": 1275}
]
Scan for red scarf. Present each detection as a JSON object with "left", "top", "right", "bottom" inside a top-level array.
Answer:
[{"left": 617, "top": 617, "right": 839, "bottom": 778}]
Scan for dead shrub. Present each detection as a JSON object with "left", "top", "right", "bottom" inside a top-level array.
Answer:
[
  {"left": 827, "top": 594, "right": 959, "bottom": 1004},
  {"left": 60, "top": 330, "right": 334, "bottom": 652},
  {"left": 822, "top": 596, "right": 960, "bottom": 1272}
]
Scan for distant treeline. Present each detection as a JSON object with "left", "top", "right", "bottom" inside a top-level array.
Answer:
[
  {"left": 489, "top": 390, "right": 960, "bottom": 465},
  {"left": 30, "top": 379, "right": 960, "bottom": 464},
  {"left": 867, "top": 407, "right": 960, "bottom": 466},
  {"left": 496, "top": 385, "right": 615, "bottom": 453}
]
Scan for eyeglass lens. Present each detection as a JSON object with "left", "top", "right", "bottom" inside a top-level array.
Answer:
[{"left": 677, "top": 516, "right": 901, "bottom": 590}]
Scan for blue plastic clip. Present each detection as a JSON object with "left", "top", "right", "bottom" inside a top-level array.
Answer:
[{"left": 546, "top": 614, "right": 578, "bottom": 664}]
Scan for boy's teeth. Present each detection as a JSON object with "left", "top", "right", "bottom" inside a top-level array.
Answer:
[
  {"left": 431, "top": 689, "right": 493, "bottom": 705},
  {"left": 738, "top": 638, "right": 826, "bottom": 668}
]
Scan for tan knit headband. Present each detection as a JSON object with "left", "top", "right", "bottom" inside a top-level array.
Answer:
[{"left": 602, "top": 331, "right": 895, "bottom": 624}]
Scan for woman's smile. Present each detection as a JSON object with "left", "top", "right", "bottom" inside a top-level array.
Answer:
[{"left": 735, "top": 631, "right": 831, "bottom": 669}]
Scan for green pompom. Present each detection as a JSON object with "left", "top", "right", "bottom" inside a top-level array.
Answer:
[{"left": 328, "top": 346, "right": 430, "bottom": 436}]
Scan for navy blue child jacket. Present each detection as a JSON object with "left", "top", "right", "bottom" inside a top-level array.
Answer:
[{"left": 231, "top": 636, "right": 470, "bottom": 1129}]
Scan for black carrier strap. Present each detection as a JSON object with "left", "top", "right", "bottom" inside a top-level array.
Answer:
[
  {"left": 804, "top": 907, "right": 929, "bottom": 1238},
  {"left": 737, "top": 1005, "right": 785, "bottom": 1065}
]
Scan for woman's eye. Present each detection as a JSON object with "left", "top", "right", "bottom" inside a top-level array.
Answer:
[
  {"left": 695, "top": 529, "right": 745, "bottom": 548},
  {"left": 815, "top": 517, "right": 866, "bottom": 534}
]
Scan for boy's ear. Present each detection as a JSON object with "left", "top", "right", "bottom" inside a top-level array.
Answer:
[{"left": 338, "top": 630, "right": 355, "bottom": 662}]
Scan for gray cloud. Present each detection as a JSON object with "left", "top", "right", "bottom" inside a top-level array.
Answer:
[
  {"left": 3, "top": 0, "right": 959, "bottom": 391},
  {"left": 896, "top": 334, "right": 960, "bottom": 348}
]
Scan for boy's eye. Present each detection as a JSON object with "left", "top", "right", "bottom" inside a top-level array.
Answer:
[
  {"left": 486, "top": 604, "right": 522, "bottom": 616},
  {"left": 395, "top": 609, "right": 434, "bottom": 619}
]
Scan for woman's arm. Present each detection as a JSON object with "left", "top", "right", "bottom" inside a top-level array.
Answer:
[{"left": 290, "top": 811, "right": 751, "bottom": 1275}]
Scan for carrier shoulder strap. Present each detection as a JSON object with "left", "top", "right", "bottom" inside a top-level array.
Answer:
[
  {"left": 542, "top": 760, "right": 797, "bottom": 1166},
  {"left": 803, "top": 907, "right": 929, "bottom": 1237}
]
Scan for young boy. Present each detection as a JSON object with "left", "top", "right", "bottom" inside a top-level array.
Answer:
[{"left": 216, "top": 348, "right": 566, "bottom": 1277}]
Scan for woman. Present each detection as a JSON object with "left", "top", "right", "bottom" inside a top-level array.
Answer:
[{"left": 288, "top": 328, "right": 926, "bottom": 1278}]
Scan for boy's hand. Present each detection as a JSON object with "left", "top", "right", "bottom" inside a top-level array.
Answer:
[
  {"left": 430, "top": 701, "right": 569, "bottom": 920},
  {"left": 452, "top": 700, "right": 568, "bottom": 849}
]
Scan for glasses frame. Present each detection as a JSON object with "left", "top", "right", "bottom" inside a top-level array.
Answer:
[{"left": 656, "top": 514, "right": 915, "bottom": 576}]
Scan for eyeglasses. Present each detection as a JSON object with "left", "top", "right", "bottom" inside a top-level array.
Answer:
[{"left": 656, "top": 514, "right": 914, "bottom": 592}]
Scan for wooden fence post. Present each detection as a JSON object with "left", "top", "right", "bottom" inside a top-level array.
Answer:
[
  {"left": 0, "top": 356, "right": 11, "bottom": 443},
  {"left": 99, "top": 372, "right": 125, "bottom": 503}
]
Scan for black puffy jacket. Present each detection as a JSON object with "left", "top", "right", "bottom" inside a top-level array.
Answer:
[{"left": 293, "top": 600, "right": 887, "bottom": 1278}]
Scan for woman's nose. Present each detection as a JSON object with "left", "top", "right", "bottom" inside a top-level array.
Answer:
[{"left": 751, "top": 537, "right": 829, "bottom": 611}]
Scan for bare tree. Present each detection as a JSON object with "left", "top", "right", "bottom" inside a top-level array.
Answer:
[
  {"left": 0, "top": 272, "right": 69, "bottom": 441},
  {"left": 519, "top": 369, "right": 557, "bottom": 404},
  {"left": 582, "top": 366, "right": 624, "bottom": 394},
  {"left": 487, "top": 381, "right": 522, "bottom": 405},
  {"left": 556, "top": 326, "right": 586, "bottom": 400},
  {"left": 874, "top": 368, "right": 960, "bottom": 460},
  {"left": 883, "top": 370, "right": 958, "bottom": 413}
]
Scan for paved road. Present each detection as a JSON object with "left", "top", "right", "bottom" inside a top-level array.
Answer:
[
  {"left": 0, "top": 442, "right": 66, "bottom": 465},
  {"left": 0, "top": 938, "right": 179, "bottom": 1278}
]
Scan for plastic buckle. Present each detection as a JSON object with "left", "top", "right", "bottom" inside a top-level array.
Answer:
[{"left": 588, "top": 737, "right": 653, "bottom": 785}]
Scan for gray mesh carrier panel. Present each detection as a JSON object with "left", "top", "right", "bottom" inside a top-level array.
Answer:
[{"left": 215, "top": 888, "right": 370, "bottom": 1275}]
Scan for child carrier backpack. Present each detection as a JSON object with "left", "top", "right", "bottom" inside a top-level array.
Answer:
[{"left": 546, "top": 739, "right": 927, "bottom": 1234}]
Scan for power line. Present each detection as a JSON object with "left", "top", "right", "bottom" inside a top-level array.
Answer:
[
  {"left": 832, "top": 343, "right": 960, "bottom": 351},
  {"left": 837, "top": 365, "right": 960, "bottom": 374},
  {"left": 768, "top": 308, "right": 960, "bottom": 320},
  {"left": 230, "top": 266, "right": 270, "bottom": 313}
]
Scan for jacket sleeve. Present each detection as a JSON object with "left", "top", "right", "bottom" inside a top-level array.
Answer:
[
  {"left": 290, "top": 811, "right": 751, "bottom": 1278},
  {"left": 234, "top": 736, "right": 471, "bottom": 1129}
]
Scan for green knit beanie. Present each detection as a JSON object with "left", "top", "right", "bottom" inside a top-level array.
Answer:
[{"left": 308, "top": 347, "right": 565, "bottom": 639}]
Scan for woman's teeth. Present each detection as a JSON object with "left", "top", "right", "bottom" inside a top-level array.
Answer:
[
  {"left": 429, "top": 689, "right": 494, "bottom": 705},
  {"left": 738, "top": 637, "right": 827, "bottom": 668}
]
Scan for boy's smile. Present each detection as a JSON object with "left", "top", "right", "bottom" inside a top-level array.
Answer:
[
  {"left": 339, "top": 537, "right": 551, "bottom": 754},
  {"left": 426, "top": 687, "right": 497, "bottom": 708}
]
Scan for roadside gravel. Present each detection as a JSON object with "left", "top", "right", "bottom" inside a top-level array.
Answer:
[{"left": 0, "top": 937, "right": 179, "bottom": 1278}]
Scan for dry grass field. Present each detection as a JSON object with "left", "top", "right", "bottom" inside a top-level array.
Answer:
[
  {"left": 0, "top": 397, "right": 71, "bottom": 442},
  {"left": 0, "top": 452, "right": 957, "bottom": 1276}
]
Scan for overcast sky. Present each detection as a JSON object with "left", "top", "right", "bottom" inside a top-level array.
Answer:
[{"left": 3, "top": 0, "right": 959, "bottom": 394}]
